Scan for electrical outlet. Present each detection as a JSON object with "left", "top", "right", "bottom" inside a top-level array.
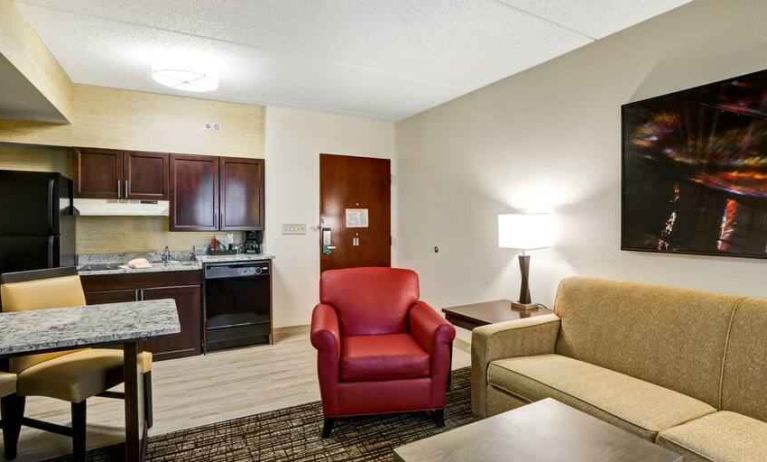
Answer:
[
  {"left": 204, "top": 122, "right": 221, "bottom": 130},
  {"left": 282, "top": 224, "right": 306, "bottom": 235}
]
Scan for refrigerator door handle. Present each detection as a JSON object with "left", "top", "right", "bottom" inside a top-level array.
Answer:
[
  {"left": 48, "top": 178, "right": 56, "bottom": 234},
  {"left": 47, "top": 235, "right": 57, "bottom": 268}
]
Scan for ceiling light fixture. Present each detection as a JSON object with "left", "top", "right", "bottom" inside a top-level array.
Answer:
[{"left": 151, "top": 54, "right": 219, "bottom": 93}]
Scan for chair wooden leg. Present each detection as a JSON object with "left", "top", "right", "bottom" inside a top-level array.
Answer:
[
  {"left": 433, "top": 409, "right": 445, "bottom": 428},
  {"left": 321, "top": 418, "right": 335, "bottom": 438},
  {"left": 71, "top": 401, "right": 87, "bottom": 462},
  {"left": 1, "top": 394, "right": 25, "bottom": 460},
  {"left": 144, "top": 371, "right": 153, "bottom": 429}
]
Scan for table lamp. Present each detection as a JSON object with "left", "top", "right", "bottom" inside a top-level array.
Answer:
[{"left": 498, "top": 213, "right": 553, "bottom": 310}]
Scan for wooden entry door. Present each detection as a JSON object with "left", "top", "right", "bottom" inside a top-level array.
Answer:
[{"left": 320, "top": 154, "right": 391, "bottom": 272}]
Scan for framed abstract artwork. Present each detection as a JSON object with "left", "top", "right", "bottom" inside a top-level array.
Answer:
[{"left": 622, "top": 69, "right": 767, "bottom": 259}]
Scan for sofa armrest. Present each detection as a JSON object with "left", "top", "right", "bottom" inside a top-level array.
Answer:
[{"left": 471, "top": 314, "right": 561, "bottom": 417}]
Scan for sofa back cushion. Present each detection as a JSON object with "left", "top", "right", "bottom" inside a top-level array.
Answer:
[
  {"left": 720, "top": 298, "right": 767, "bottom": 421},
  {"left": 554, "top": 277, "right": 741, "bottom": 407},
  {"left": 320, "top": 267, "right": 419, "bottom": 336}
]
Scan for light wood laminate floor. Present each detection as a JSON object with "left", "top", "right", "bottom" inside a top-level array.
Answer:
[{"left": 2, "top": 327, "right": 472, "bottom": 462}]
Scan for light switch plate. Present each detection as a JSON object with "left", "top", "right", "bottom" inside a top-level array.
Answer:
[{"left": 282, "top": 224, "right": 307, "bottom": 235}]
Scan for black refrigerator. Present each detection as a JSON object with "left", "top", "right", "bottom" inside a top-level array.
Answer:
[{"left": 0, "top": 170, "right": 76, "bottom": 274}]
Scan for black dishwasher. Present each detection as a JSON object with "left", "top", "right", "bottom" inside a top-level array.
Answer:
[{"left": 203, "top": 260, "right": 272, "bottom": 351}]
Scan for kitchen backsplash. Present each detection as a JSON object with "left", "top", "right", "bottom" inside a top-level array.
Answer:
[{"left": 76, "top": 216, "right": 243, "bottom": 254}]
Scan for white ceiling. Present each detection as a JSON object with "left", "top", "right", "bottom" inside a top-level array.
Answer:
[{"left": 17, "top": 0, "right": 692, "bottom": 121}]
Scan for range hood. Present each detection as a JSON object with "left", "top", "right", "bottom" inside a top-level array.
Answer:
[{"left": 74, "top": 199, "right": 170, "bottom": 216}]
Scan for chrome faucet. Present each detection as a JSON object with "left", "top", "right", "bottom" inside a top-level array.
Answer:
[{"left": 162, "top": 246, "right": 172, "bottom": 265}]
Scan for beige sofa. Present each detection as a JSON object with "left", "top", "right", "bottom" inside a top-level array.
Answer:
[{"left": 472, "top": 277, "right": 767, "bottom": 462}]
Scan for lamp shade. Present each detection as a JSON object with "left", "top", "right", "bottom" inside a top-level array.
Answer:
[{"left": 498, "top": 213, "right": 553, "bottom": 250}]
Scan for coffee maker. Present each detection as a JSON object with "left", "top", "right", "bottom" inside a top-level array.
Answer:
[{"left": 243, "top": 230, "right": 263, "bottom": 254}]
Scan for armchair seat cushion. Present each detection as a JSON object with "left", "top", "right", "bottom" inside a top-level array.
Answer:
[
  {"left": 657, "top": 411, "right": 767, "bottom": 462},
  {"left": 341, "top": 334, "right": 430, "bottom": 382},
  {"left": 17, "top": 348, "right": 152, "bottom": 402},
  {"left": 488, "top": 354, "right": 715, "bottom": 440}
]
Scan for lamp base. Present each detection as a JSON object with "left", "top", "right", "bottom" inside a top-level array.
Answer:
[{"left": 512, "top": 302, "right": 539, "bottom": 311}]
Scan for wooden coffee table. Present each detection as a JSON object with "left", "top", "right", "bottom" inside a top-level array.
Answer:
[
  {"left": 442, "top": 299, "right": 553, "bottom": 330},
  {"left": 394, "top": 399, "right": 683, "bottom": 462}
]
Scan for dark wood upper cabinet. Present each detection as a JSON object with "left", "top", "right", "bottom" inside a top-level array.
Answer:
[
  {"left": 220, "top": 157, "right": 264, "bottom": 230},
  {"left": 75, "top": 148, "right": 124, "bottom": 199},
  {"left": 169, "top": 154, "right": 220, "bottom": 231},
  {"left": 124, "top": 151, "right": 169, "bottom": 200},
  {"left": 75, "top": 148, "right": 169, "bottom": 200}
]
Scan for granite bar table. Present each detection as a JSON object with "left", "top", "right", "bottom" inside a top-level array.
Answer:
[{"left": 0, "top": 299, "right": 180, "bottom": 461}]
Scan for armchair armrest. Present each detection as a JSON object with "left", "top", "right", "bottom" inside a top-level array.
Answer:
[
  {"left": 471, "top": 314, "right": 561, "bottom": 417},
  {"left": 409, "top": 301, "right": 456, "bottom": 354},
  {"left": 311, "top": 303, "right": 340, "bottom": 358},
  {"left": 311, "top": 304, "right": 342, "bottom": 411},
  {"left": 409, "top": 301, "right": 456, "bottom": 408}
]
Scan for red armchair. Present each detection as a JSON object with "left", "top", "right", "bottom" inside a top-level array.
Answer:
[{"left": 311, "top": 267, "right": 456, "bottom": 437}]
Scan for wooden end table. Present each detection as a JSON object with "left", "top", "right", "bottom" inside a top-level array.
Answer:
[
  {"left": 394, "top": 398, "right": 683, "bottom": 462},
  {"left": 442, "top": 299, "right": 553, "bottom": 330}
]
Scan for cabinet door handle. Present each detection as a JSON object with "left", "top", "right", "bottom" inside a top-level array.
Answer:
[
  {"left": 124, "top": 180, "right": 129, "bottom": 198},
  {"left": 117, "top": 180, "right": 121, "bottom": 199}
]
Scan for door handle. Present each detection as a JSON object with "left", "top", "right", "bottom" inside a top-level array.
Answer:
[
  {"left": 117, "top": 180, "right": 121, "bottom": 199},
  {"left": 322, "top": 227, "right": 335, "bottom": 255},
  {"left": 124, "top": 180, "right": 129, "bottom": 198}
]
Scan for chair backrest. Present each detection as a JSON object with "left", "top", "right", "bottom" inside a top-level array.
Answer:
[
  {"left": 1, "top": 267, "right": 86, "bottom": 372},
  {"left": 720, "top": 298, "right": 767, "bottom": 421},
  {"left": 320, "top": 267, "right": 419, "bottom": 336},
  {"left": 554, "top": 277, "right": 741, "bottom": 408}
]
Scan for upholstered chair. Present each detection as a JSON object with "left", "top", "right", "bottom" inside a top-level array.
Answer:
[
  {"left": 311, "top": 267, "right": 456, "bottom": 437},
  {"left": 0, "top": 267, "right": 153, "bottom": 461},
  {"left": 0, "top": 372, "right": 18, "bottom": 458}
]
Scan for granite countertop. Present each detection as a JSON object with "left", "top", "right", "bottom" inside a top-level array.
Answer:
[
  {"left": 0, "top": 299, "right": 180, "bottom": 356},
  {"left": 77, "top": 261, "right": 203, "bottom": 276},
  {"left": 196, "top": 253, "right": 275, "bottom": 264},
  {"left": 77, "top": 253, "right": 275, "bottom": 275}
]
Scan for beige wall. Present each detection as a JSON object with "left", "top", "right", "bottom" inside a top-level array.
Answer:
[
  {"left": 0, "top": 143, "right": 72, "bottom": 176},
  {"left": 0, "top": 84, "right": 266, "bottom": 255},
  {"left": 0, "top": 0, "right": 72, "bottom": 120},
  {"left": 265, "top": 106, "right": 395, "bottom": 327},
  {"left": 395, "top": 0, "right": 767, "bottom": 311},
  {"left": 0, "top": 84, "right": 265, "bottom": 157}
]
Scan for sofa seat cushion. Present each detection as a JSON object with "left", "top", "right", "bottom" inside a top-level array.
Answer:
[
  {"left": 18, "top": 349, "right": 152, "bottom": 402},
  {"left": 488, "top": 354, "right": 715, "bottom": 440},
  {"left": 657, "top": 411, "right": 767, "bottom": 462},
  {"left": 342, "top": 334, "right": 429, "bottom": 382}
]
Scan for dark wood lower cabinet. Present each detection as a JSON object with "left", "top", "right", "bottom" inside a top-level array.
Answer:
[
  {"left": 82, "top": 271, "right": 202, "bottom": 361},
  {"left": 141, "top": 285, "right": 201, "bottom": 360}
]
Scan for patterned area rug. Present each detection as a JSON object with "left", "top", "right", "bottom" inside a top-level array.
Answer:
[{"left": 48, "top": 367, "right": 474, "bottom": 461}]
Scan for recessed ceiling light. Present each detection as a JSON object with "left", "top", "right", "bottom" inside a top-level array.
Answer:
[{"left": 151, "top": 53, "right": 219, "bottom": 93}]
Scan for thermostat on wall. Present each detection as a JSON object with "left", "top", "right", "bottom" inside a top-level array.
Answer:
[{"left": 282, "top": 224, "right": 307, "bottom": 235}]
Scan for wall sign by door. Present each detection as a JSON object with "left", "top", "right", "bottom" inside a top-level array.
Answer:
[{"left": 345, "top": 208, "right": 369, "bottom": 228}]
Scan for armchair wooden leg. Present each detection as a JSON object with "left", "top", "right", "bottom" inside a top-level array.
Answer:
[
  {"left": 144, "top": 371, "right": 153, "bottom": 429},
  {"left": 71, "top": 401, "right": 87, "bottom": 462},
  {"left": 321, "top": 418, "right": 335, "bottom": 438},
  {"left": 433, "top": 409, "right": 445, "bottom": 428},
  {"left": 1, "top": 394, "right": 25, "bottom": 460}
]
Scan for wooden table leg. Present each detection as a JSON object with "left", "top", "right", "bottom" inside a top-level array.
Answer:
[{"left": 123, "top": 341, "right": 146, "bottom": 461}]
